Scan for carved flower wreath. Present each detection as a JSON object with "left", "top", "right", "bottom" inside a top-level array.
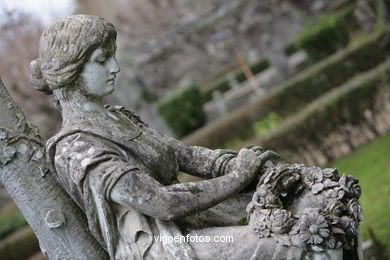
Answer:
[{"left": 246, "top": 164, "right": 362, "bottom": 251}]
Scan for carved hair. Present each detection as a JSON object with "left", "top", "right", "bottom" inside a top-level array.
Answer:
[{"left": 30, "top": 15, "right": 116, "bottom": 95}]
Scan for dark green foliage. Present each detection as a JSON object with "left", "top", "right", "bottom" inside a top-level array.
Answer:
[
  {"left": 294, "top": 8, "right": 352, "bottom": 62},
  {"left": 239, "top": 218, "right": 248, "bottom": 225},
  {"left": 288, "top": 5, "right": 359, "bottom": 62},
  {"left": 284, "top": 43, "right": 299, "bottom": 56},
  {"left": 157, "top": 85, "right": 206, "bottom": 137},
  {"left": 0, "top": 203, "right": 27, "bottom": 240},
  {"left": 265, "top": 30, "right": 390, "bottom": 119},
  {"left": 183, "top": 28, "right": 390, "bottom": 148},
  {"left": 256, "top": 59, "right": 390, "bottom": 162}
]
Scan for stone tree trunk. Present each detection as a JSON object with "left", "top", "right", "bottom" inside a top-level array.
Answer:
[{"left": 0, "top": 78, "right": 108, "bottom": 259}]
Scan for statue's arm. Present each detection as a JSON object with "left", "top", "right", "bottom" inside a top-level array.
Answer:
[
  {"left": 147, "top": 127, "right": 237, "bottom": 179},
  {"left": 55, "top": 133, "right": 275, "bottom": 221},
  {"left": 110, "top": 148, "right": 272, "bottom": 221}
]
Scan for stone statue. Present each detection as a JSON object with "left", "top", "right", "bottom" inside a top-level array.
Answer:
[{"left": 27, "top": 15, "right": 362, "bottom": 259}]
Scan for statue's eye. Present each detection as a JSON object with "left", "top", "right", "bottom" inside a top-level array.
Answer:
[{"left": 97, "top": 58, "right": 106, "bottom": 64}]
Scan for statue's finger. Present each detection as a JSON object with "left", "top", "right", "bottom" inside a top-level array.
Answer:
[
  {"left": 258, "top": 150, "right": 280, "bottom": 163},
  {"left": 246, "top": 145, "right": 263, "bottom": 153}
]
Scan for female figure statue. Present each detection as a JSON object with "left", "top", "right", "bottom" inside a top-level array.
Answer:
[
  {"left": 31, "top": 15, "right": 360, "bottom": 259},
  {"left": 30, "top": 14, "right": 279, "bottom": 259}
]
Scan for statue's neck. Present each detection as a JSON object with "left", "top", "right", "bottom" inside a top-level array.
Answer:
[{"left": 58, "top": 89, "right": 118, "bottom": 122}]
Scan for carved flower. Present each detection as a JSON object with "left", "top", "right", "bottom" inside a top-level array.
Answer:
[
  {"left": 302, "top": 169, "right": 325, "bottom": 194},
  {"left": 340, "top": 216, "right": 358, "bottom": 236},
  {"left": 339, "top": 175, "right": 361, "bottom": 199},
  {"left": 252, "top": 186, "right": 268, "bottom": 208},
  {"left": 253, "top": 185, "right": 282, "bottom": 209},
  {"left": 254, "top": 222, "right": 270, "bottom": 238},
  {"left": 326, "top": 187, "right": 346, "bottom": 200},
  {"left": 293, "top": 212, "right": 330, "bottom": 245},
  {"left": 347, "top": 198, "right": 363, "bottom": 221},
  {"left": 276, "top": 171, "right": 301, "bottom": 196},
  {"left": 323, "top": 178, "right": 339, "bottom": 189},
  {"left": 326, "top": 235, "right": 342, "bottom": 249},
  {"left": 326, "top": 199, "right": 346, "bottom": 216},
  {"left": 322, "top": 168, "right": 339, "bottom": 181},
  {"left": 269, "top": 209, "right": 294, "bottom": 234},
  {"left": 250, "top": 211, "right": 271, "bottom": 238}
]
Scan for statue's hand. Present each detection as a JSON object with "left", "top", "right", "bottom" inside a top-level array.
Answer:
[
  {"left": 249, "top": 146, "right": 280, "bottom": 173},
  {"left": 232, "top": 148, "right": 279, "bottom": 183}
]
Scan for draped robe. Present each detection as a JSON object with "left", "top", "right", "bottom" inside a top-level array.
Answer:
[{"left": 46, "top": 105, "right": 240, "bottom": 259}]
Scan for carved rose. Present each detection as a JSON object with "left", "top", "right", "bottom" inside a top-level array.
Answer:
[
  {"left": 269, "top": 209, "right": 294, "bottom": 234},
  {"left": 347, "top": 198, "right": 363, "bottom": 221},
  {"left": 302, "top": 169, "right": 325, "bottom": 194},
  {"left": 293, "top": 212, "right": 330, "bottom": 245},
  {"left": 339, "top": 175, "right": 361, "bottom": 199}
]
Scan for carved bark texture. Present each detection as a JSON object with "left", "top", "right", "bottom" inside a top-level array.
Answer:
[{"left": 0, "top": 78, "right": 108, "bottom": 260}]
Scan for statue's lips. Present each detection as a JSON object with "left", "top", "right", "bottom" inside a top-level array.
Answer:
[{"left": 107, "top": 78, "right": 115, "bottom": 84}]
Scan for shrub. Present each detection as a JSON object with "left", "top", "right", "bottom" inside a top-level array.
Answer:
[
  {"left": 247, "top": 58, "right": 390, "bottom": 164},
  {"left": 286, "top": 5, "right": 359, "bottom": 61},
  {"left": 294, "top": 7, "right": 353, "bottom": 62},
  {"left": 157, "top": 85, "right": 206, "bottom": 138}
]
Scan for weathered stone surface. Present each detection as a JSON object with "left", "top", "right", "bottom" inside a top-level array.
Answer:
[
  {"left": 247, "top": 164, "right": 362, "bottom": 257},
  {"left": 1, "top": 14, "right": 364, "bottom": 259}
]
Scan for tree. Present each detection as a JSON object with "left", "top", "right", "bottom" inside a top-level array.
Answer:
[{"left": 0, "top": 78, "right": 108, "bottom": 259}]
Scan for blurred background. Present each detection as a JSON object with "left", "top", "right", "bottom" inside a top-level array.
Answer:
[{"left": 0, "top": 0, "right": 389, "bottom": 259}]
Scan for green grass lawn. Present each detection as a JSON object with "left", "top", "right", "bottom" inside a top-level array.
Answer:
[{"left": 330, "top": 131, "right": 390, "bottom": 253}]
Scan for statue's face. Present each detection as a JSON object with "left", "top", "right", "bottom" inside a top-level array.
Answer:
[{"left": 79, "top": 46, "right": 120, "bottom": 98}]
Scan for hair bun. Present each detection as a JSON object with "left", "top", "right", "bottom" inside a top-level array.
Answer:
[{"left": 30, "top": 59, "right": 53, "bottom": 95}]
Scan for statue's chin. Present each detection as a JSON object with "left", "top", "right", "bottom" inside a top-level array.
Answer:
[{"left": 99, "top": 85, "right": 115, "bottom": 97}]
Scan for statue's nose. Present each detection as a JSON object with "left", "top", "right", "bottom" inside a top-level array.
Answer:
[{"left": 109, "top": 57, "right": 120, "bottom": 74}]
